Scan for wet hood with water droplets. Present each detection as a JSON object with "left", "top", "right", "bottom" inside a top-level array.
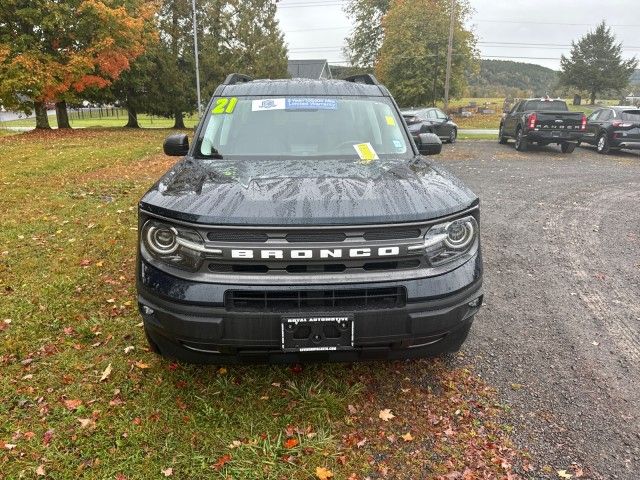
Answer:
[{"left": 139, "top": 156, "right": 478, "bottom": 225}]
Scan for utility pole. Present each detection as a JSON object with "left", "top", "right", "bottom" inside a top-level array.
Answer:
[
  {"left": 432, "top": 44, "right": 439, "bottom": 107},
  {"left": 191, "top": 0, "right": 202, "bottom": 117},
  {"left": 443, "top": 0, "right": 455, "bottom": 111}
]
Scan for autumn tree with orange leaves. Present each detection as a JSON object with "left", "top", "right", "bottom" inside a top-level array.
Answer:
[{"left": 0, "top": 0, "right": 157, "bottom": 129}]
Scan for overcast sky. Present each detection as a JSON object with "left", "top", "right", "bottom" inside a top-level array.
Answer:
[{"left": 275, "top": 0, "right": 640, "bottom": 70}]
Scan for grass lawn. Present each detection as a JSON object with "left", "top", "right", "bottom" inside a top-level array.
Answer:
[
  {"left": 0, "top": 113, "right": 199, "bottom": 130},
  {"left": 0, "top": 129, "right": 529, "bottom": 479}
]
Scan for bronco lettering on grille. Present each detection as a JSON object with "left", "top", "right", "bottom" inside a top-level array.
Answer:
[{"left": 230, "top": 246, "right": 401, "bottom": 260}]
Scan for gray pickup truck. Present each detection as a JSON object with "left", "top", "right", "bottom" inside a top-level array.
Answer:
[{"left": 499, "top": 98, "right": 586, "bottom": 153}]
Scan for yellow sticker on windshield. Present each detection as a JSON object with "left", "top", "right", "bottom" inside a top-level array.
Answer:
[
  {"left": 385, "top": 115, "right": 396, "bottom": 126},
  {"left": 212, "top": 97, "right": 238, "bottom": 114},
  {"left": 354, "top": 143, "right": 379, "bottom": 162}
]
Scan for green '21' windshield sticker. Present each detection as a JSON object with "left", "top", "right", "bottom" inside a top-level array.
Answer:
[{"left": 212, "top": 97, "right": 238, "bottom": 114}]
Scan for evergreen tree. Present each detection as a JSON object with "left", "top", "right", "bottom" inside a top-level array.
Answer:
[{"left": 560, "top": 22, "right": 638, "bottom": 105}]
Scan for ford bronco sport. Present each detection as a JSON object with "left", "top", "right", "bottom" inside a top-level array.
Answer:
[{"left": 137, "top": 73, "right": 483, "bottom": 364}]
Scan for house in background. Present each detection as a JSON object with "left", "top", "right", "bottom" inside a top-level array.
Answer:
[
  {"left": 287, "top": 59, "right": 332, "bottom": 80},
  {"left": 624, "top": 92, "right": 640, "bottom": 105}
]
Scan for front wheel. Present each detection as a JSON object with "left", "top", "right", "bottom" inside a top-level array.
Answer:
[
  {"left": 515, "top": 127, "right": 528, "bottom": 151},
  {"left": 596, "top": 133, "right": 610, "bottom": 154},
  {"left": 561, "top": 142, "right": 576, "bottom": 154},
  {"left": 498, "top": 125, "right": 508, "bottom": 144},
  {"left": 448, "top": 128, "right": 457, "bottom": 144}
]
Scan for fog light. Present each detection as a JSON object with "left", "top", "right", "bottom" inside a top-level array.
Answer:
[
  {"left": 468, "top": 297, "right": 482, "bottom": 308},
  {"left": 141, "top": 305, "right": 154, "bottom": 315}
]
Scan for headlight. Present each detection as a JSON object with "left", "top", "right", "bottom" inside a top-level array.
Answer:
[
  {"left": 423, "top": 215, "right": 478, "bottom": 266},
  {"left": 141, "top": 220, "right": 205, "bottom": 271}
]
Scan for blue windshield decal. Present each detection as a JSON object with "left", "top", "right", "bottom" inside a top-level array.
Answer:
[{"left": 286, "top": 98, "right": 338, "bottom": 110}]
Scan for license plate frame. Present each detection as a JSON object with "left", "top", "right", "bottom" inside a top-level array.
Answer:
[{"left": 281, "top": 315, "right": 354, "bottom": 352}]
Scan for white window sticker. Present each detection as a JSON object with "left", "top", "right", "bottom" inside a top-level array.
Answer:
[{"left": 252, "top": 98, "right": 286, "bottom": 111}]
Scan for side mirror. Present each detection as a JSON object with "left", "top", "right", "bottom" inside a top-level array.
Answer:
[
  {"left": 163, "top": 134, "right": 189, "bottom": 156},
  {"left": 417, "top": 132, "right": 442, "bottom": 155}
]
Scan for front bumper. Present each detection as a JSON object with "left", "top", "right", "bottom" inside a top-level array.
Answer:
[{"left": 137, "top": 252, "right": 483, "bottom": 363}]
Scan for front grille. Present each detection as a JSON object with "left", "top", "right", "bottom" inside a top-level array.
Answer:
[
  {"left": 207, "top": 231, "right": 268, "bottom": 242},
  {"left": 225, "top": 287, "right": 406, "bottom": 312},
  {"left": 363, "top": 228, "right": 421, "bottom": 241},
  {"left": 285, "top": 232, "right": 347, "bottom": 243}
]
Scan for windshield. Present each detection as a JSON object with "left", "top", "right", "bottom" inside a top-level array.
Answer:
[
  {"left": 524, "top": 100, "right": 568, "bottom": 111},
  {"left": 621, "top": 110, "right": 640, "bottom": 122},
  {"left": 196, "top": 96, "right": 412, "bottom": 160}
]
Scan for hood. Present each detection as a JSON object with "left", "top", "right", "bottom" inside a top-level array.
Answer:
[{"left": 139, "top": 156, "right": 478, "bottom": 226}]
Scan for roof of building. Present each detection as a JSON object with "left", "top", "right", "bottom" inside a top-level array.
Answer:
[{"left": 287, "top": 59, "right": 332, "bottom": 79}]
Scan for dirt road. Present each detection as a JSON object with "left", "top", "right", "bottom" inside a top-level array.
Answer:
[{"left": 441, "top": 141, "right": 640, "bottom": 479}]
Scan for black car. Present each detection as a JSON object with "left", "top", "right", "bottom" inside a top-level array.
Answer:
[
  {"left": 401, "top": 107, "right": 458, "bottom": 143},
  {"left": 581, "top": 106, "right": 640, "bottom": 154},
  {"left": 499, "top": 98, "right": 586, "bottom": 153},
  {"left": 137, "top": 74, "right": 482, "bottom": 364}
]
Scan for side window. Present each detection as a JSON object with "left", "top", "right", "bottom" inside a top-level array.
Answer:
[
  {"left": 426, "top": 110, "right": 437, "bottom": 120},
  {"left": 587, "top": 110, "right": 601, "bottom": 122},
  {"left": 509, "top": 102, "right": 520, "bottom": 114},
  {"left": 599, "top": 110, "right": 612, "bottom": 122},
  {"left": 435, "top": 109, "right": 447, "bottom": 119}
]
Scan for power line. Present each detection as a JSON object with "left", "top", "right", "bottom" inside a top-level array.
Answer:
[{"left": 475, "top": 19, "right": 640, "bottom": 27}]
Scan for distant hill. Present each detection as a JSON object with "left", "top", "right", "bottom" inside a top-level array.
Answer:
[{"left": 467, "top": 59, "right": 558, "bottom": 98}]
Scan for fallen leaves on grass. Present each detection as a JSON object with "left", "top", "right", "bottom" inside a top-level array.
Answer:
[
  {"left": 77, "top": 418, "right": 96, "bottom": 429},
  {"left": 283, "top": 438, "right": 299, "bottom": 449},
  {"left": 63, "top": 399, "right": 83, "bottom": 410},
  {"left": 161, "top": 467, "right": 173, "bottom": 477},
  {"left": 401, "top": 432, "right": 414, "bottom": 442},
  {"left": 212, "top": 454, "right": 232, "bottom": 471},
  {"left": 378, "top": 408, "right": 395, "bottom": 421},
  {"left": 36, "top": 465, "right": 46, "bottom": 476},
  {"left": 315, "top": 466, "right": 333, "bottom": 479},
  {"left": 557, "top": 471, "right": 573, "bottom": 479},
  {"left": 134, "top": 361, "right": 151, "bottom": 369},
  {"left": 100, "top": 363, "right": 112, "bottom": 381}
]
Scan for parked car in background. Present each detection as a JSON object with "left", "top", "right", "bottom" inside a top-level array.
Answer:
[
  {"left": 498, "top": 98, "right": 586, "bottom": 153},
  {"left": 581, "top": 106, "right": 640, "bottom": 154},
  {"left": 401, "top": 107, "right": 458, "bottom": 143}
]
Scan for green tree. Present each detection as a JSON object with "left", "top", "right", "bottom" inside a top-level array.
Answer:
[
  {"left": 375, "top": 0, "right": 477, "bottom": 107},
  {"left": 559, "top": 22, "right": 638, "bottom": 105},
  {"left": 344, "top": 0, "right": 390, "bottom": 68}
]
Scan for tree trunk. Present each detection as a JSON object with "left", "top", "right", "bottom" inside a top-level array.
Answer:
[
  {"left": 590, "top": 90, "right": 597, "bottom": 105},
  {"left": 125, "top": 105, "right": 140, "bottom": 128},
  {"left": 34, "top": 101, "right": 51, "bottom": 129},
  {"left": 172, "top": 111, "right": 185, "bottom": 129},
  {"left": 55, "top": 101, "right": 71, "bottom": 129}
]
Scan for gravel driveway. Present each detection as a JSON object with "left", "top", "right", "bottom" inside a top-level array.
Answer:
[{"left": 440, "top": 141, "right": 640, "bottom": 479}]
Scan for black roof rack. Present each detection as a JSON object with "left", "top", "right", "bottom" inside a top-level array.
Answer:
[
  {"left": 344, "top": 74, "right": 380, "bottom": 86},
  {"left": 222, "top": 73, "right": 253, "bottom": 86}
]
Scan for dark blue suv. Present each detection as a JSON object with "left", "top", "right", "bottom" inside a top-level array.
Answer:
[{"left": 137, "top": 74, "right": 482, "bottom": 364}]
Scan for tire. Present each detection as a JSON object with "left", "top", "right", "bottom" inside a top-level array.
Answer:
[
  {"left": 561, "top": 142, "right": 576, "bottom": 153},
  {"left": 596, "top": 133, "right": 610, "bottom": 154},
  {"left": 515, "top": 127, "right": 528, "bottom": 151},
  {"left": 448, "top": 128, "right": 457, "bottom": 144},
  {"left": 498, "top": 124, "right": 508, "bottom": 144}
]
